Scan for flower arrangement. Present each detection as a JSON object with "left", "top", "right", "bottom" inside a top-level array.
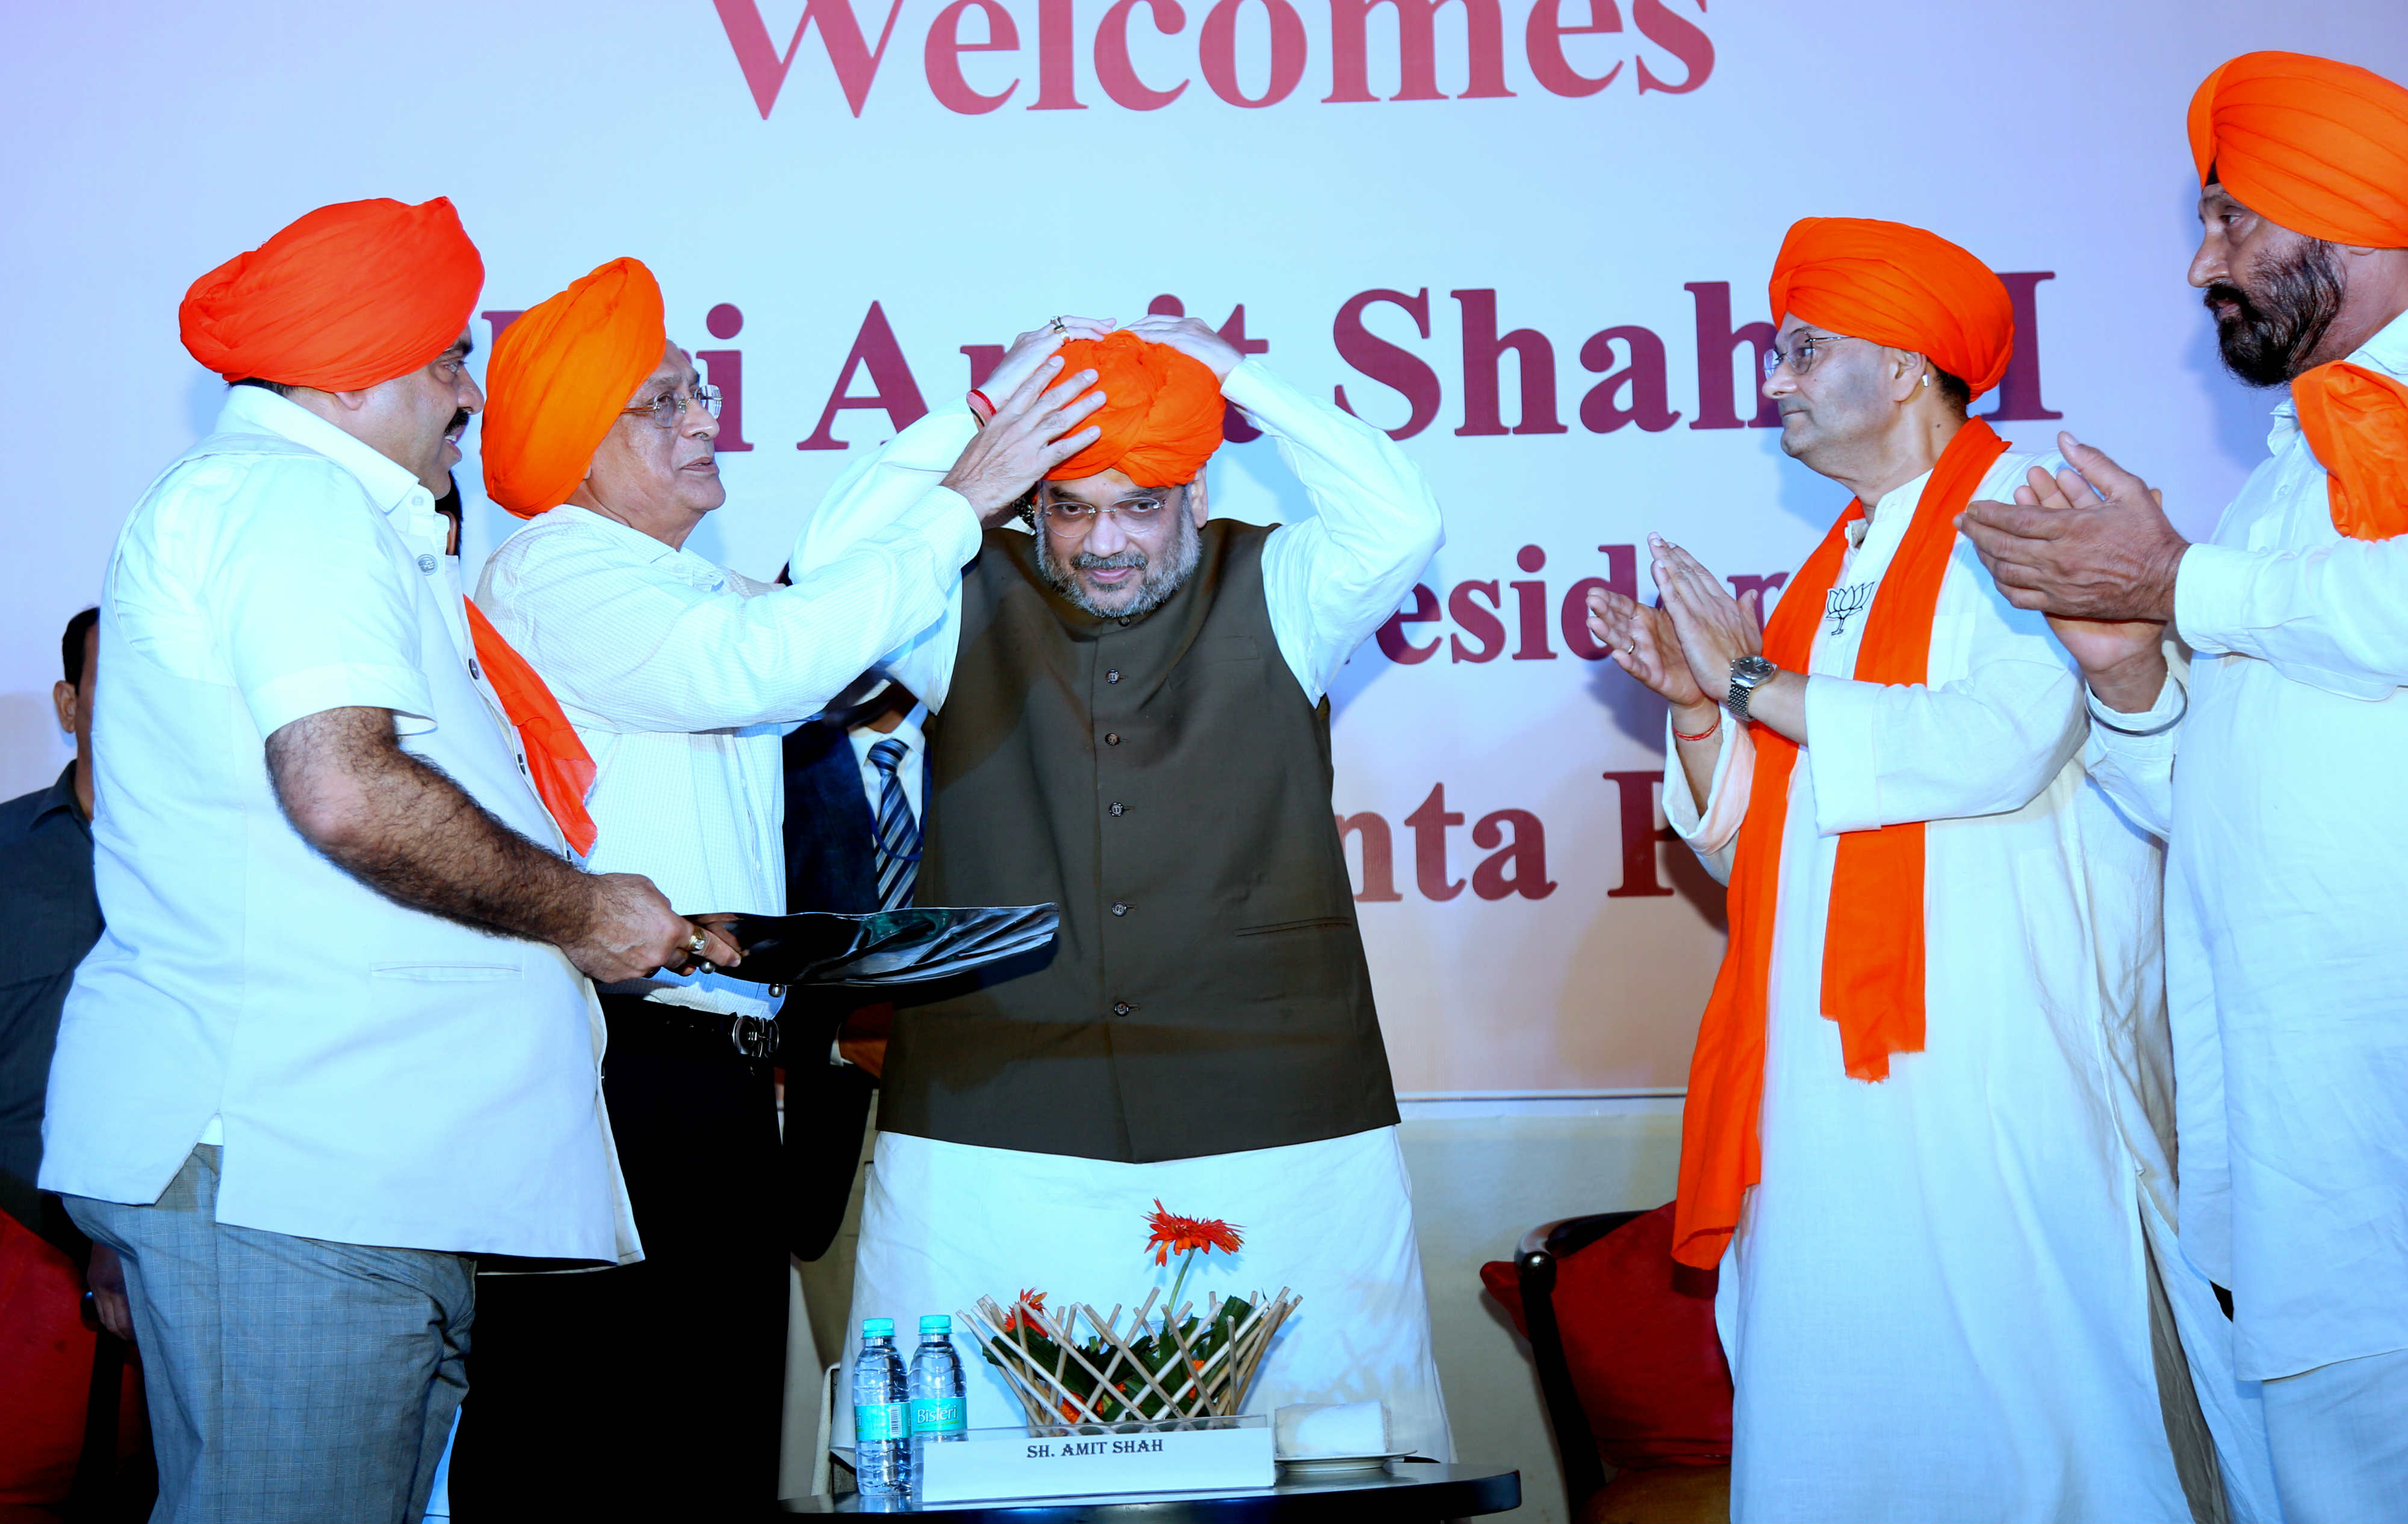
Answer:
[{"left": 962, "top": 1202, "right": 1301, "bottom": 1434}]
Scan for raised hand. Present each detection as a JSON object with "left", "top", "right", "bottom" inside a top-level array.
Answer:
[
  {"left": 1958, "top": 432, "right": 2189, "bottom": 621},
  {"left": 942, "top": 357, "right": 1108, "bottom": 524},
  {"left": 1649, "top": 535, "right": 1761, "bottom": 705},
  {"left": 1119, "top": 314, "right": 1244, "bottom": 380},
  {"left": 982, "top": 316, "right": 1116, "bottom": 400},
  {"left": 1588, "top": 583, "right": 1711, "bottom": 718}
]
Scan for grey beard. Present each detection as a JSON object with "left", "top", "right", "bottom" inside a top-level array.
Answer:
[{"left": 1035, "top": 514, "right": 1202, "bottom": 619}]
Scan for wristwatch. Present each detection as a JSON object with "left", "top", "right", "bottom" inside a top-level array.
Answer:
[{"left": 1725, "top": 655, "right": 1778, "bottom": 723}]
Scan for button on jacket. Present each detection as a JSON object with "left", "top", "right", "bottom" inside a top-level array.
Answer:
[{"left": 41, "top": 386, "right": 634, "bottom": 1264}]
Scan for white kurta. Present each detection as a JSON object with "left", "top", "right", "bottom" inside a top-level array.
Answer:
[
  {"left": 2085, "top": 310, "right": 2408, "bottom": 1386},
  {"left": 845, "top": 1127, "right": 1453, "bottom": 1459},
  {"left": 1668, "top": 450, "right": 2195, "bottom": 1523}
]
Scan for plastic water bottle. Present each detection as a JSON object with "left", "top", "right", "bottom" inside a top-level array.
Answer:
[
  {"left": 909, "top": 1313, "right": 969, "bottom": 1475},
  {"left": 853, "top": 1317, "right": 911, "bottom": 1497}
]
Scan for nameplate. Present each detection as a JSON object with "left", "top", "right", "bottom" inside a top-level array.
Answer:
[{"left": 917, "top": 1420, "right": 1276, "bottom": 1504}]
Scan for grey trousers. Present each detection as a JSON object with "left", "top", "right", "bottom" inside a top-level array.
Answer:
[{"left": 63, "top": 1146, "right": 474, "bottom": 1524}]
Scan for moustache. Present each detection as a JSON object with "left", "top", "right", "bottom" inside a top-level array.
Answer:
[
  {"left": 2203, "top": 282, "right": 2259, "bottom": 323},
  {"left": 1073, "top": 550, "right": 1147, "bottom": 571},
  {"left": 445, "top": 409, "right": 471, "bottom": 437}
]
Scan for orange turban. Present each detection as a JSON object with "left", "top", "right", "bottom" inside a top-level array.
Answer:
[
  {"left": 2188, "top": 52, "right": 2408, "bottom": 249},
  {"left": 1767, "top": 218, "right": 2015, "bottom": 397},
  {"left": 483, "top": 257, "right": 668, "bottom": 519},
  {"left": 179, "top": 198, "right": 483, "bottom": 391},
  {"left": 1046, "top": 331, "right": 1224, "bottom": 487}
]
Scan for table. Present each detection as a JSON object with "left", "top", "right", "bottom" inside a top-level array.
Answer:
[{"left": 776, "top": 1461, "right": 1521, "bottom": 1520}]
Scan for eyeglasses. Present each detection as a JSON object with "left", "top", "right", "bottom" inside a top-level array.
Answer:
[
  {"left": 1039, "top": 497, "right": 1175, "bottom": 537},
  {"left": 620, "top": 382, "right": 724, "bottom": 429},
  {"left": 1761, "top": 332, "right": 1863, "bottom": 379}
]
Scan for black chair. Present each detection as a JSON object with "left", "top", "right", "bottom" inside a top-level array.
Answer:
[{"left": 1513, "top": 1210, "right": 1645, "bottom": 1514}]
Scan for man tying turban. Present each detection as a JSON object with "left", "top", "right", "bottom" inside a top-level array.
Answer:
[
  {"left": 1962, "top": 52, "right": 2408, "bottom": 1519},
  {"left": 39, "top": 201, "right": 724, "bottom": 1524},
  {"left": 790, "top": 314, "right": 1453, "bottom": 1458},
  {"left": 1592, "top": 219, "right": 2212, "bottom": 1520},
  {"left": 455, "top": 257, "right": 1003, "bottom": 1514}
]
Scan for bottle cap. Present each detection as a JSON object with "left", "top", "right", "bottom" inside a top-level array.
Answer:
[
  {"left": 920, "top": 1314, "right": 952, "bottom": 1333},
  {"left": 862, "top": 1317, "right": 896, "bottom": 1337}
]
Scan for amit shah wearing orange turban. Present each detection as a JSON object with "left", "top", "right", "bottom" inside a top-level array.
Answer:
[
  {"left": 1045, "top": 330, "right": 1226, "bottom": 487},
  {"left": 178, "top": 197, "right": 483, "bottom": 391}
]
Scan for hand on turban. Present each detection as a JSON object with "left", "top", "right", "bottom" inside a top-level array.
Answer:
[
  {"left": 2189, "top": 52, "right": 2408, "bottom": 249},
  {"left": 1044, "top": 331, "right": 1224, "bottom": 488},
  {"left": 482, "top": 258, "right": 667, "bottom": 519},
  {"left": 1767, "top": 218, "right": 2014, "bottom": 397},
  {"left": 179, "top": 198, "right": 483, "bottom": 391}
]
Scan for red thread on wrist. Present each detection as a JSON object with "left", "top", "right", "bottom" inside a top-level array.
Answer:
[{"left": 1673, "top": 714, "right": 1722, "bottom": 744}]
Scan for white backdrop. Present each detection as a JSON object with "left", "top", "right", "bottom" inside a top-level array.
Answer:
[{"left": 7, "top": 1, "right": 2403, "bottom": 1095}]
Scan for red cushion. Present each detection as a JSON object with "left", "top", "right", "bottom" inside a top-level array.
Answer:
[
  {"left": 0, "top": 1208, "right": 99, "bottom": 1506},
  {"left": 1480, "top": 1202, "right": 1731, "bottom": 1469}
]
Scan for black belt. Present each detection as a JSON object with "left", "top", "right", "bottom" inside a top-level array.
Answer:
[{"left": 601, "top": 994, "right": 781, "bottom": 1063}]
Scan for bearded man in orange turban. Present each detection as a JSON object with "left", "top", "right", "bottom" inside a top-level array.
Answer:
[
  {"left": 455, "top": 256, "right": 1030, "bottom": 1516},
  {"left": 40, "top": 201, "right": 721, "bottom": 1524},
  {"left": 790, "top": 313, "right": 1453, "bottom": 1460},
  {"left": 1592, "top": 218, "right": 2211, "bottom": 1520},
  {"left": 1963, "top": 51, "right": 2408, "bottom": 1519}
]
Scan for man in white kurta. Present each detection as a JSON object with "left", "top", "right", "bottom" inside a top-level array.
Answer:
[
  {"left": 1593, "top": 219, "right": 2206, "bottom": 1522},
  {"left": 1962, "top": 51, "right": 2408, "bottom": 1520},
  {"left": 791, "top": 316, "right": 1452, "bottom": 1458}
]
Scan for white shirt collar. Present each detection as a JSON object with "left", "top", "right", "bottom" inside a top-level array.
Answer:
[
  {"left": 2269, "top": 303, "right": 2408, "bottom": 446},
  {"left": 215, "top": 385, "right": 428, "bottom": 519}
]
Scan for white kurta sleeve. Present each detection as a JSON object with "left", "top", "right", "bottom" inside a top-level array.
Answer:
[
  {"left": 484, "top": 492, "right": 978, "bottom": 734},
  {"left": 789, "top": 404, "right": 985, "bottom": 711},
  {"left": 2080, "top": 661, "right": 2184, "bottom": 839},
  {"left": 1233, "top": 360, "right": 1444, "bottom": 703},
  {"left": 1803, "top": 585, "right": 2086, "bottom": 836},
  {"left": 2172, "top": 535, "right": 2408, "bottom": 700},
  {"left": 1660, "top": 714, "right": 1754, "bottom": 885}
]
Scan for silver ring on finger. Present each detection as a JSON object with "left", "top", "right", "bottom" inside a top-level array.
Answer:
[
  {"left": 687, "top": 930, "right": 709, "bottom": 955},
  {"left": 1051, "top": 316, "right": 1066, "bottom": 334}
]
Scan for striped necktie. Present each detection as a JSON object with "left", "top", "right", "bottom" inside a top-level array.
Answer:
[{"left": 867, "top": 737, "right": 920, "bottom": 910}]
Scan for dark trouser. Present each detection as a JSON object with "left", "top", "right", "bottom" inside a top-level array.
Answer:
[{"left": 449, "top": 995, "right": 788, "bottom": 1517}]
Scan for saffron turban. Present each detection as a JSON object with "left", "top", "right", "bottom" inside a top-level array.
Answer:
[
  {"left": 1046, "top": 331, "right": 1224, "bottom": 487},
  {"left": 1766, "top": 218, "right": 2015, "bottom": 397},
  {"left": 2189, "top": 52, "right": 2408, "bottom": 248},
  {"left": 482, "top": 257, "right": 668, "bottom": 518},
  {"left": 179, "top": 197, "right": 483, "bottom": 391}
]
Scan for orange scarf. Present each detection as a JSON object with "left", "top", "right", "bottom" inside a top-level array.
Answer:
[
  {"left": 1672, "top": 418, "right": 2010, "bottom": 1270},
  {"left": 2293, "top": 361, "right": 2408, "bottom": 541},
  {"left": 464, "top": 599, "right": 598, "bottom": 857}
]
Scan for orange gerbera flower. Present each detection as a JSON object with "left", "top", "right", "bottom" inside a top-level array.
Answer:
[
  {"left": 1000, "top": 1288, "right": 1050, "bottom": 1335},
  {"left": 1144, "top": 1201, "right": 1244, "bottom": 1266}
]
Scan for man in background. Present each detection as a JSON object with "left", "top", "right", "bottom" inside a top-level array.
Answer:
[
  {"left": 778, "top": 678, "right": 925, "bottom": 1268},
  {"left": 0, "top": 606, "right": 150, "bottom": 1516},
  {"left": 1963, "top": 51, "right": 2408, "bottom": 1518},
  {"left": 40, "top": 199, "right": 722, "bottom": 1524}
]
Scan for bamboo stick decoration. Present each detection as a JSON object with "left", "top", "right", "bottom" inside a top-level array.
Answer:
[{"left": 963, "top": 1287, "right": 1303, "bottom": 1435}]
